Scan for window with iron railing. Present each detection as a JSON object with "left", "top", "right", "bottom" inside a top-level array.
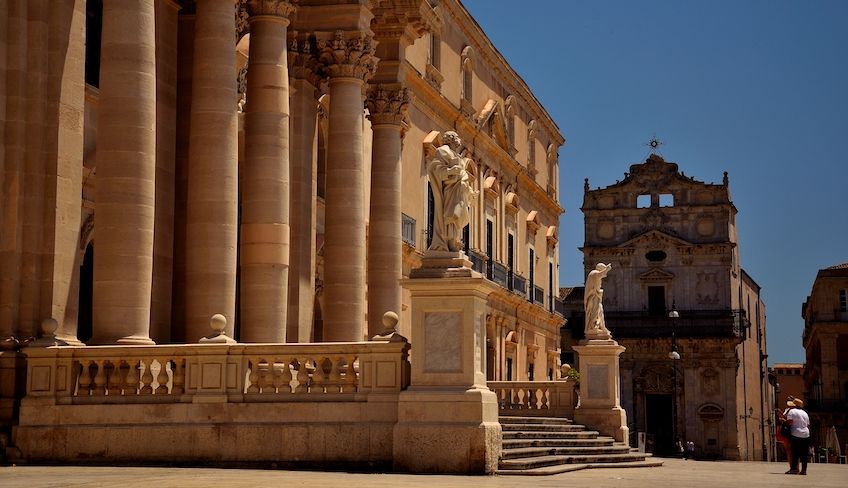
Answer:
[
  {"left": 534, "top": 286, "right": 544, "bottom": 306},
  {"left": 401, "top": 213, "right": 416, "bottom": 247}
]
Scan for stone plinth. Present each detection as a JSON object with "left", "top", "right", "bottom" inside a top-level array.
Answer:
[
  {"left": 572, "top": 339, "right": 629, "bottom": 443},
  {"left": 393, "top": 266, "right": 501, "bottom": 474}
]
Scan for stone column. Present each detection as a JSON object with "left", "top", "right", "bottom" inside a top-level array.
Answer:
[
  {"left": 318, "top": 31, "right": 376, "bottom": 342},
  {"left": 286, "top": 39, "right": 320, "bottom": 343},
  {"left": 185, "top": 0, "right": 238, "bottom": 341},
  {"left": 365, "top": 86, "right": 408, "bottom": 338},
  {"left": 238, "top": 0, "right": 296, "bottom": 343},
  {"left": 91, "top": 0, "right": 157, "bottom": 344}
]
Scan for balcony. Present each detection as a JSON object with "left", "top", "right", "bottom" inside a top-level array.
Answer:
[
  {"left": 492, "top": 262, "right": 509, "bottom": 289},
  {"left": 401, "top": 213, "right": 416, "bottom": 247},
  {"left": 512, "top": 273, "right": 527, "bottom": 296},
  {"left": 533, "top": 286, "right": 544, "bottom": 306},
  {"left": 554, "top": 297, "right": 565, "bottom": 317},
  {"left": 566, "top": 309, "right": 749, "bottom": 339}
]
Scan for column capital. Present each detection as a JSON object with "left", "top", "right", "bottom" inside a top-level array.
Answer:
[
  {"left": 247, "top": 0, "right": 296, "bottom": 21},
  {"left": 287, "top": 32, "right": 325, "bottom": 90},
  {"left": 365, "top": 85, "right": 410, "bottom": 128},
  {"left": 317, "top": 30, "right": 378, "bottom": 81}
]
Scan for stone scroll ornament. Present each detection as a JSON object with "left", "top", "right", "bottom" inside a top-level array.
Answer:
[
  {"left": 427, "top": 131, "right": 479, "bottom": 253},
  {"left": 584, "top": 263, "right": 613, "bottom": 339}
]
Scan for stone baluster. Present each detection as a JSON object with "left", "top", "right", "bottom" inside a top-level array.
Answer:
[
  {"left": 91, "top": 0, "right": 157, "bottom": 345},
  {"left": 140, "top": 359, "right": 154, "bottom": 395},
  {"left": 247, "top": 358, "right": 260, "bottom": 393},
  {"left": 92, "top": 361, "right": 107, "bottom": 396},
  {"left": 185, "top": 0, "right": 239, "bottom": 341},
  {"left": 155, "top": 358, "right": 170, "bottom": 394},
  {"left": 106, "top": 361, "right": 122, "bottom": 396},
  {"left": 239, "top": 0, "right": 297, "bottom": 342},
  {"left": 365, "top": 86, "right": 409, "bottom": 338},
  {"left": 327, "top": 357, "right": 342, "bottom": 393},
  {"left": 77, "top": 360, "right": 93, "bottom": 396},
  {"left": 272, "top": 359, "right": 288, "bottom": 393},
  {"left": 258, "top": 359, "right": 274, "bottom": 393},
  {"left": 540, "top": 388, "right": 549, "bottom": 410},
  {"left": 295, "top": 357, "right": 310, "bottom": 393},
  {"left": 172, "top": 359, "right": 185, "bottom": 395},
  {"left": 124, "top": 359, "right": 140, "bottom": 395},
  {"left": 317, "top": 31, "right": 377, "bottom": 342},
  {"left": 344, "top": 355, "right": 357, "bottom": 392},
  {"left": 311, "top": 357, "right": 326, "bottom": 393}
]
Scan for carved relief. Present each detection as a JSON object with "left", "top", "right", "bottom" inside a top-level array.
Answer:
[
  {"left": 696, "top": 217, "right": 715, "bottom": 237},
  {"left": 317, "top": 30, "right": 377, "bottom": 80},
  {"left": 700, "top": 367, "right": 719, "bottom": 395},
  {"left": 365, "top": 85, "right": 410, "bottom": 127},
  {"left": 598, "top": 221, "right": 615, "bottom": 240},
  {"left": 695, "top": 271, "right": 720, "bottom": 306}
]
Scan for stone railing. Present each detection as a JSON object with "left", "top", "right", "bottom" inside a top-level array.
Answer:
[
  {"left": 23, "top": 341, "right": 410, "bottom": 405},
  {"left": 489, "top": 380, "right": 577, "bottom": 418}
]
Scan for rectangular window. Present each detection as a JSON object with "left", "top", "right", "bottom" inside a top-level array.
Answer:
[
  {"left": 528, "top": 248, "right": 535, "bottom": 302},
  {"left": 528, "top": 363, "right": 534, "bottom": 381},
  {"left": 462, "top": 224, "right": 470, "bottom": 254},
  {"left": 506, "top": 357, "right": 513, "bottom": 381},
  {"left": 840, "top": 289, "right": 847, "bottom": 312},
  {"left": 548, "top": 261, "right": 554, "bottom": 312},
  {"left": 486, "top": 219, "right": 494, "bottom": 280},
  {"left": 659, "top": 193, "right": 674, "bottom": 207},
  {"left": 648, "top": 286, "right": 665, "bottom": 316},
  {"left": 637, "top": 194, "right": 651, "bottom": 208},
  {"left": 429, "top": 33, "right": 441, "bottom": 70},
  {"left": 507, "top": 233, "right": 515, "bottom": 291},
  {"left": 426, "top": 183, "right": 434, "bottom": 249}
]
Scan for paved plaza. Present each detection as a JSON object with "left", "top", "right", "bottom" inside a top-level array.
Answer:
[{"left": 1, "top": 459, "right": 846, "bottom": 488}]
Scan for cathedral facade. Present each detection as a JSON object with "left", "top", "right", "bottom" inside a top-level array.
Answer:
[
  {"left": 567, "top": 154, "right": 772, "bottom": 460},
  {"left": 0, "top": 0, "right": 566, "bottom": 459}
]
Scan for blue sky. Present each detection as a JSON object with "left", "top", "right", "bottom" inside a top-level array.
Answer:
[{"left": 463, "top": 0, "right": 848, "bottom": 364}]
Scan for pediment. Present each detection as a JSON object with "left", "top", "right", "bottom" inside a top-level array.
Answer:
[
  {"left": 639, "top": 268, "right": 675, "bottom": 282},
  {"left": 620, "top": 229, "right": 692, "bottom": 249},
  {"left": 476, "top": 99, "right": 511, "bottom": 154}
]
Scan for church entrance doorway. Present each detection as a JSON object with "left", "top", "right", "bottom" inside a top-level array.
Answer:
[{"left": 646, "top": 393, "right": 674, "bottom": 456}]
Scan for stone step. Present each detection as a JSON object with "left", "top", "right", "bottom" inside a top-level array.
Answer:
[
  {"left": 502, "top": 438, "right": 616, "bottom": 449},
  {"left": 501, "top": 445, "right": 633, "bottom": 460},
  {"left": 502, "top": 430, "right": 601, "bottom": 440},
  {"left": 495, "top": 459, "right": 664, "bottom": 476},
  {"left": 499, "top": 416, "right": 574, "bottom": 425},
  {"left": 500, "top": 423, "right": 588, "bottom": 432},
  {"left": 498, "top": 452, "right": 650, "bottom": 471}
]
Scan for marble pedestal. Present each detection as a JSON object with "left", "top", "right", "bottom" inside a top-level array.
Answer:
[
  {"left": 393, "top": 255, "right": 501, "bottom": 474},
  {"left": 572, "top": 338, "right": 629, "bottom": 443}
]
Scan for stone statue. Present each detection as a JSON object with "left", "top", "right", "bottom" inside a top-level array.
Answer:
[
  {"left": 584, "top": 263, "right": 613, "bottom": 339},
  {"left": 427, "top": 131, "right": 478, "bottom": 252}
]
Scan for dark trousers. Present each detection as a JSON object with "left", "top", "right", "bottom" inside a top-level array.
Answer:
[{"left": 790, "top": 435, "right": 810, "bottom": 472}]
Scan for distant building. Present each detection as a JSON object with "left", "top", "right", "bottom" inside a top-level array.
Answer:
[
  {"left": 802, "top": 263, "right": 848, "bottom": 452},
  {"left": 772, "top": 363, "right": 805, "bottom": 404},
  {"left": 572, "top": 153, "right": 772, "bottom": 460}
]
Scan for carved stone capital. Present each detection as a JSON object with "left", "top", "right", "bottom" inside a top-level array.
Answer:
[
  {"left": 246, "top": 0, "right": 296, "bottom": 20},
  {"left": 317, "top": 30, "right": 378, "bottom": 81},
  {"left": 365, "top": 85, "right": 410, "bottom": 127},
  {"left": 287, "top": 32, "right": 324, "bottom": 89}
]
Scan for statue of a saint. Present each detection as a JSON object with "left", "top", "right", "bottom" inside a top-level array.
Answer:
[
  {"left": 584, "top": 263, "right": 613, "bottom": 339},
  {"left": 427, "top": 131, "right": 478, "bottom": 252}
]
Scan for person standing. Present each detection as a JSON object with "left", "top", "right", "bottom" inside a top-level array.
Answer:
[
  {"left": 776, "top": 397, "right": 795, "bottom": 472},
  {"left": 686, "top": 440, "right": 695, "bottom": 460},
  {"left": 786, "top": 398, "right": 811, "bottom": 475}
]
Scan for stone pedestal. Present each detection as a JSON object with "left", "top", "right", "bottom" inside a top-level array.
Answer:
[
  {"left": 393, "top": 259, "right": 501, "bottom": 474},
  {"left": 572, "top": 339, "right": 629, "bottom": 443}
]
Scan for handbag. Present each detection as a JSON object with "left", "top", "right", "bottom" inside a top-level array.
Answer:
[{"left": 780, "top": 422, "right": 792, "bottom": 438}]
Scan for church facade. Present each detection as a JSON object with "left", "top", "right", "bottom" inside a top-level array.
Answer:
[{"left": 566, "top": 154, "right": 772, "bottom": 460}]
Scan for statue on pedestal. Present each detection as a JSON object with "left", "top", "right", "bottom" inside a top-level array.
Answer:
[
  {"left": 427, "top": 131, "right": 478, "bottom": 253},
  {"left": 584, "top": 263, "right": 613, "bottom": 339}
]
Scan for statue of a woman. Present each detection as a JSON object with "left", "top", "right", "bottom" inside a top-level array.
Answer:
[
  {"left": 584, "top": 263, "right": 613, "bottom": 339},
  {"left": 427, "top": 131, "right": 478, "bottom": 252}
]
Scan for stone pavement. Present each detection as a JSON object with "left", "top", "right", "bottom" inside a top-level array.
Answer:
[{"left": 1, "top": 458, "right": 846, "bottom": 488}]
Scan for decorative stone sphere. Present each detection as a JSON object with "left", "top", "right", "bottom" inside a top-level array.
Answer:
[
  {"left": 560, "top": 364, "right": 572, "bottom": 375},
  {"left": 382, "top": 311, "right": 399, "bottom": 330},
  {"left": 210, "top": 314, "right": 227, "bottom": 333},
  {"left": 40, "top": 318, "right": 59, "bottom": 337}
]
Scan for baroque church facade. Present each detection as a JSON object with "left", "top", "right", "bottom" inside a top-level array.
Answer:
[
  {"left": 563, "top": 154, "right": 772, "bottom": 460},
  {"left": 0, "top": 0, "right": 566, "bottom": 453}
]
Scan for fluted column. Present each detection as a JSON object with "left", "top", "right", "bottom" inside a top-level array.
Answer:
[
  {"left": 318, "top": 31, "right": 376, "bottom": 342},
  {"left": 365, "top": 86, "right": 408, "bottom": 337},
  {"left": 286, "top": 37, "right": 320, "bottom": 343},
  {"left": 185, "top": 0, "right": 238, "bottom": 341},
  {"left": 91, "top": 0, "right": 157, "bottom": 344},
  {"left": 239, "top": 0, "right": 296, "bottom": 343}
]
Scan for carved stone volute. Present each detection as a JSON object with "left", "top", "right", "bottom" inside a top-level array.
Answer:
[
  {"left": 365, "top": 85, "right": 410, "bottom": 127},
  {"left": 317, "top": 30, "right": 378, "bottom": 81}
]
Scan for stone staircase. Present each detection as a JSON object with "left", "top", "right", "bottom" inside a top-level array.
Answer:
[{"left": 497, "top": 416, "right": 662, "bottom": 475}]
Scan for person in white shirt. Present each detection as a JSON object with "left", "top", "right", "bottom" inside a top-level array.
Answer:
[{"left": 785, "top": 398, "right": 811, "bottom": 475}]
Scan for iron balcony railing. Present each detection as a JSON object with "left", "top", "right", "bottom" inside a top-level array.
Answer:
[
  {"left": 468, "top": 249, "right": 486, "bottom": 275},
  {"left": 533, "top": 286, "right": 544, "bottom": 306},
  {"left": 512, "top": 273, "right": 527, "bottom": 296},
  {"left": 401, "top": 213, "right": 416, "bottom": 247},
  {"left": 566, "top": 309, "right": 749, "bottom": 339},
  {"left": 492, "top": 262, "right": 509, "bottom": 289},
  {"left": 554, "top": 297, "right": 565, "bottom": 317}
]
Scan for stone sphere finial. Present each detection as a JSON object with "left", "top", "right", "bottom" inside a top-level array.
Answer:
[
  {"left": 210, "top": 314, "right": 227, "bottom": 333},
  {"left": 382, "top": 311, "right": 399, "bottom": 331},
  {"left": 560, "top": 363, "right": 572, "bottom": 375},
  {"left": 41, "top": 318, "right": 59, "bottom": 337}
]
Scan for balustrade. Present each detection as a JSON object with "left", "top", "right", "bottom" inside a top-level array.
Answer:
[
  {"left": 24, "top": 341, "right": 410, "bottom": 405},
  {"left": 489, "top": 380, "right": 577, "bottom": 418}
]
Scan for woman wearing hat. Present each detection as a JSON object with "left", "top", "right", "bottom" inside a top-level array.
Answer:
[
  {"left": 785, "top": 398, "right": 811, "bottom": 475},
  {"left": 775, "top": 397, "right": 795, "bottom": 471}
]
